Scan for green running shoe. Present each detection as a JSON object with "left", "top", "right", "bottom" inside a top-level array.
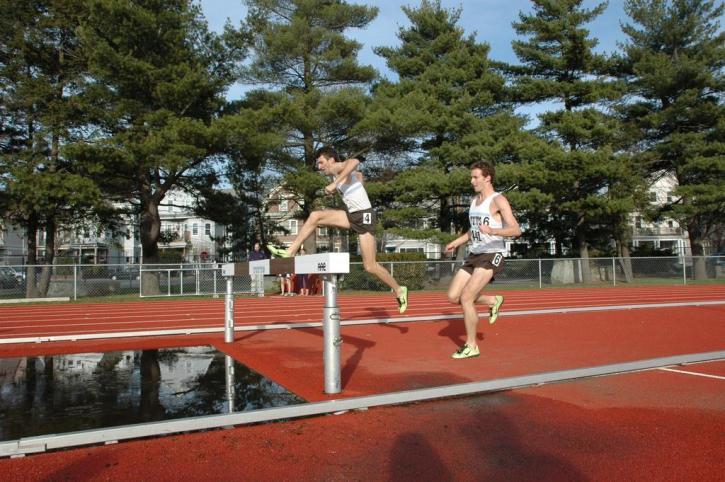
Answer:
[
  {"left": 451, "top": 344, "right": 480, "bottom": 359},
  {"left": 397, "top": 286, "right": 408, "bottom": 314},
  {"left": 489, "top": 295, "right": 504, "bottom": 324},
  {"left": 267, "top": 244, "right": 291, "bottom": 258}
]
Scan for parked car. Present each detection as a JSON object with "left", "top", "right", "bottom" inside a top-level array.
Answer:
[{"left": 0, "top": 266, "right": 22, "bottom": 288}]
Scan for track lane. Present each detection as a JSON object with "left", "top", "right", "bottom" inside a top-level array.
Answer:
[{"left": 1, "top": 285, "right": 723, "bottom": 340}]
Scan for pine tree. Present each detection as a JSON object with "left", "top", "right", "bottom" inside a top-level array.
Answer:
[
  {"left": 618, "top": 0, "right": 724, "bottom": 278},
  {"left": 240, "top": 0, "right": 378, "bottom": 251},
  {"left": 506, "top": 0, "right": 634, "bottom": 280},
  {"left": 368, "top": 0, "right": 520, "bottom": 253},
  {"left": 0, "top": 0, "right": 111, "bottom": 296},
  {"left": 66, "top": 0, "right": 246, "bottom": 293},
  {"left": 198, "top": 93, "right": 287, "bottom": 258}
]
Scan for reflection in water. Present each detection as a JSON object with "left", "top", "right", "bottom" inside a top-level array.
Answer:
[
  {"left": 225, "top": 355, "right": 235, "bottom": 413},
  {"left": 0, "top": 346, "right": 304, "bottom": 441}
]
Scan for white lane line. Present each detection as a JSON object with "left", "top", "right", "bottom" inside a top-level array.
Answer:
[{"left": 658, "top": 367, "right": 725, "bottom": 380}]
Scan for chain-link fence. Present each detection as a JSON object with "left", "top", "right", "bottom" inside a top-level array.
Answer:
[
  {"left": 1, "top": 256, "right": 723, "bottom": 301},
  {"left": 0, "top": 263, "right": 253, "bottom": 300}
]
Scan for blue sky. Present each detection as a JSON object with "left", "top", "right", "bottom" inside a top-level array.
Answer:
[{"left": 198, "top": 0, "right": 629, "bottom": 119}]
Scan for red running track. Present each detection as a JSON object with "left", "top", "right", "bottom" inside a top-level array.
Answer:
[
  {"left": 2, "top": 362, "right": 724, "bottom": 481},
  {"left": 1, "top": 285, "right": 724, "bottom": 481},
  {"left": 1, "top": 285, "right": 723, "bottom": 340},
  {"left": 1, "top": 329, "right": 724, "bottom": 481}
]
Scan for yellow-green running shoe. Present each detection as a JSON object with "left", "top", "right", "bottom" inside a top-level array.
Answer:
[
  {"left": 397, "top": 286, "right": 408, "bottom": 314},
  {"left": 451, "top": 344, "right": 480, "bottom": 359},
  {"left": 489, "top": 295, "right": 504, "bottom": 324},
  {"left": 267, "top": 244, "right": 291, "bottom": 258}
]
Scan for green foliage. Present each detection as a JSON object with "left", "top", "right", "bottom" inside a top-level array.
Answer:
[
  {"left": 504, "top": 0, "right": 637, "bottom": 261},
  {"left": 0, "top": 0, "right": 118, "bottom": 298},
  {"left": 157, "top": 250, "right": 184, "bottom": 263},
  {"left": 240, "top": 0, "right": 379, "bottom": 226},
  {"left": 64, "top": 0, "right": 247, "bottom": 267},
  {"left": 367, "top": 0, "right": 519, "bottom": 236},
  {"left": 617, "top": 0, "right": 725, "bottom": 261},
  {"left": 345, "top": 252, "right": 427, "bottom": 291}
]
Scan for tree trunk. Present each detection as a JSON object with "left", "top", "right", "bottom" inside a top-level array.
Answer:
[
  {"left": 302, "top": 189, "right": 317, "bottom": 254},
  {"left": 140, "top": 200, "right": 162, "bottom": 295},
  {"left": 440, "top": 196, "right": 451, "bottom": 234},
  {"left": 139, "top": 350, "right": 163, "bottom": 421},
  {"left": 688, "top": 220, "right": 707, "bottom": 280},
  {"left": 576, "top": 228, "right": 592, "bottom": 284},
  {"left": 616, "top": 238, "right": 634, "bottom": 283},
  {"left": 25, "top": 214, "right": 40, "bottom": 298},
  {"left": 38, "top": 217, "right": 56, "bottom": 296}
]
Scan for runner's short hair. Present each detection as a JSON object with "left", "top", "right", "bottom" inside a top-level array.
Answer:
[
  {"left": 315, "top": 145, "right": 341, "bottom": 162},
  {"left": 469, "top": 161, "right": 495, "bottom": 182}
]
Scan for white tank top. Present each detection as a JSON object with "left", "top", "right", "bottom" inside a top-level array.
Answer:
[
  {"left": 336, "top": 172, "right": 372, "bottom": 213},
  {"left": 469, "top": 192, "right": 505, "bottom": 254}
]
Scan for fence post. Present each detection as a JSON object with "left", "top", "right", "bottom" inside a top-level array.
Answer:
[
  {"left": 538, "top": 258, "right": 542, "bottom": 289},
  {"left": 73, "top": 264, "right": 78, "bottom": 301},
  {"left": 213, "top": 267, "right": 218, "bottom": 297},
  {"left": 612, "top": 257, "right": 616, "bottom": 286},
  {"left": 682, "top": 255, "right": 687, "bottom": 285}
]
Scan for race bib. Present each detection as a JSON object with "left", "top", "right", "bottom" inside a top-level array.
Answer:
[{"left": 363, "top": 212, "right": 372, "bottom": 224}]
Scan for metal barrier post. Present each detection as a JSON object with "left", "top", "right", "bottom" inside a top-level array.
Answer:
[
  {"left": 538, "top": 258, "right": 542, "bottom": 289},
  {"left": 322, "top": 274, "right": 342, "bottom": 394},
  {"left": 254, "top": 266, "right": 265, "bottom": 297},
  {"left": 612, "top": 257, "right": 616, "bottom": 286},
  {"left": 225, "top": 354, "right": 235, "bottom": 413},
  {"left": 224, "top": 277, "right": 234, "bottom": 343}
]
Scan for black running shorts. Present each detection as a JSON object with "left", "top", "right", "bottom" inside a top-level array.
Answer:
[
  {"left": 347, "top": 208, "right": 376, "bottom": 235},
  {"left": 461, "top": 252, "right": 505, "bottom": 275}
]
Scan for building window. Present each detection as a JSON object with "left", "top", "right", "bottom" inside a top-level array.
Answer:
[
  {"left": 192, "top": 223, "right": 198, "bottom": 235},
  {"left": 205, "top": 223, "right": 211, "bottom": 236},
  {"left": 289, "top": 219, "right": 298, "bottom": 235},
  {"left": 318, "top": 227, "right": 328, "bottom": 237},
  {"left": 635, "top": 217, "right": 642, "bottom": 229},
  {"left": 279, "top": 199, "right": 288, "bottom": 212}
]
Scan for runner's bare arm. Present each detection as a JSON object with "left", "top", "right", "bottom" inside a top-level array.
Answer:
[
  {"left": 324, "top": 158, "right": 361, "bottom": 194},
  {"left": 479, "top": 195, "right": 521, "bottom": 237},
  {"left": 445, "top": 232, "right": 471, "bottom": 253}
]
